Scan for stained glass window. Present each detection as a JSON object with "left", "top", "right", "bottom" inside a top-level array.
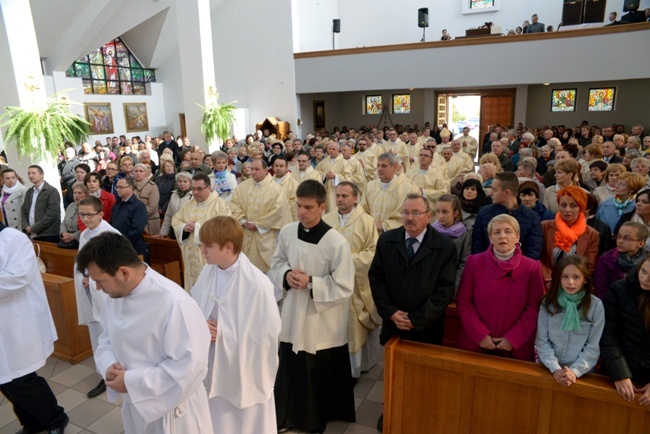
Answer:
[
  {"left": 470, "top": 0, "right": 495, "bottom": 8},
  {"left": 393, "top": 94, "right": 411, "bottom": 114},
  {"left": 366, "top": 96, "right": 382, "bottom": 115},
  {"left": 588, "top": 88, "right": 616, "bottom": 112},
  {"left": 66, "top": 37, "right": 156, "bottom": 95}
]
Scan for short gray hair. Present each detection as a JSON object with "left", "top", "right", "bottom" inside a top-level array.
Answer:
[
  {"left": 175, "top": 171, "right": 193, "bottom": 182},
  {"left": 211, "top": 150, "right": 228, "bottom": 162},
  {"left": 487, "top": 214, "right": 520, "bottom": 235},
  {"left": 522, "top": 132, "right": 535, "bottom": 142},
  {"left": 377, "top": 152, "right": 401, "bottom": 166}
]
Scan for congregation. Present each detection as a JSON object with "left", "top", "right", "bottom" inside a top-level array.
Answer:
[{"left": 2, "top": 117, "right": 650, "bottom": 434}]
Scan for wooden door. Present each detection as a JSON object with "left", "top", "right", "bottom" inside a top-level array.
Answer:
[
  {"left": 479, "top": 93, "right": 514, "bottom": 155},
  {"left": 179, "top": 113, "right": 186, "bottom": 138}
]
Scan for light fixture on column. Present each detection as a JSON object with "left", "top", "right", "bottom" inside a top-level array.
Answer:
[
  {"left": 332, "top": 19, "right": 341, "bottom": 50},
  {"left": 418, "top": 8, "right": 429, "bottom": 42}
]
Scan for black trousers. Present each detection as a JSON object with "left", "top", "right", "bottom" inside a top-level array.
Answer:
[
  {"left": 0, "top": 372, "right": 66, "bottom": 432},
  {"left": 33, "top": 235, "right": 60, "bottom": 244}
]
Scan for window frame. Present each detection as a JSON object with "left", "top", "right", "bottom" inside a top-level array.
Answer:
[{"left": 462, "top": 0, "right": 499, "bottom": 15}]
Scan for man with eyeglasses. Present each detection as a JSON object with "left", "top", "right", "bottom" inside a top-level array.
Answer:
[
  {"left": 405, "top": 147, "right": 450, "bottom": 221},
  {"left": 381, "top": 128, "right": 410, "bottom": 173},
  {"left": 110, "top": 177, "right": 148, "bottom": 255},
  {"left": 74, "top": 196, "right": 121, "bottom": 398},
  {"left": 351, "top": 137, "right": 378, "bottom": 182},
  {"left": 291, "top": 151, "right": 321, "bottom": 183},
  {"left": 172, "top": 173, "right": 231, "bottom": 291},
  {"left": 369, "top": 193, "right": 457, "bottom": 433}
]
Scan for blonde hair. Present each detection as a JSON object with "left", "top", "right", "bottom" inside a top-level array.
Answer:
[{"left": 487, "top": 214, "right": 520, "bottom": 235}]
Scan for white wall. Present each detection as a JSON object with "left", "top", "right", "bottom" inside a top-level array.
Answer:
[
  {"left": 211, "top": 0, "right": 299, "bottom": 138},
  {"left": 525, "top": 78, "right": 650, "bottom": 129},
  {"left": 297, "top": 0, "right": 650, "bottom": 52},
  {"left": 49, "top": 73, "right": 169, "bottom": 142}
]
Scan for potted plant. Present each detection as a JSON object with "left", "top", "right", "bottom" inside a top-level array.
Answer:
[
  {"left": 0, "top": 92, "right": 89, "bottom": 161},
  {"left": 197, "top": 86, "right": 237, "bottom": 147}
]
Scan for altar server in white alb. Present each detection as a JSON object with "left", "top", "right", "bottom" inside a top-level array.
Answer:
[
  {"left": 77, "top": 233, "right": 212, "bottom": 434},
  {"left": 73, "top": 196, "right": 121, "bottom": 398},
  {"left": 0, "top": 222, "right": 69, "bottom": 434},
  {"left": 191, "top": 216, "right": 281, "bottom": 434},
  {"left": 271, "top": 180, "right": 356, "bottom": 434}
]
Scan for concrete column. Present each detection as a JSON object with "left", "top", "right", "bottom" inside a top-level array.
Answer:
[
  {"left": 0, "top": 0, "right": 62, "bottom": 198},
  {"left": 175, "top": 0, "right": 218, "bottom": 151}
]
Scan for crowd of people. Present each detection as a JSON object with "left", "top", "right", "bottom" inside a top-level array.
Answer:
[{"left": 1, "top": 118, "right": 650, "bottom": 434}]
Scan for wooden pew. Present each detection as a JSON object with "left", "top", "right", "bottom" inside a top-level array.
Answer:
[
  {"left": 143, "top": 234, "right": 184, "bottom": 287},
  {"left": 35, "top": 241, "right": 76, "bottom": 278},
  {"left": 42, "top": 273, "right": 92, "bottom": 364},
  {"left": 383, "top": 337, "right": 650, "bottom": 434},
  {"left": 443, "top": 302, "right": 459, "bottom": 348}
]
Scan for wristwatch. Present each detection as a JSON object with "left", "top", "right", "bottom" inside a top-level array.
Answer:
[{"left": 306, "top": 276, "right": 313, "bottom": 290}]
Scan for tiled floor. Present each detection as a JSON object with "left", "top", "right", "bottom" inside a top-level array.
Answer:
[{"left": 0, "top": 353, "right": 385, "bottom": 434}]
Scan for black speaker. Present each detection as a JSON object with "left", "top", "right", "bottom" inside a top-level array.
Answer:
[
  {"left": 623, "top": 0, "right": 639, "bottom": 12},
  {"left": 418, "top": 8, "right": 429, "bottom": 28},
  {"left": 562, "top": 0, "right": 583, "bottom": 26},
  {"left": 333, "top": 19, "right": 341, "bottom": 33}
]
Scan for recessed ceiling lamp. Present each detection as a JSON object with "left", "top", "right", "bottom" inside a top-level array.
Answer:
[{"left": 543, "top": 82, "right": 550, "bottom": 86}]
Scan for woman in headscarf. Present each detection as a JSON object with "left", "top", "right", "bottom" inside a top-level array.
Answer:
[{"left": 457, "top": 178, "right": 491, "bottom": 231}]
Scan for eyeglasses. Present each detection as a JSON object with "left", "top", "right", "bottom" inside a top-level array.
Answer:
[
  {"left": 79, "top": 212, "right": 100, "bottom": 219},
  {"left": 616, "top": 234, "right": 639, "bottom": 242},
  {"left": 400, "top": 210, "right": 428, "bottom": 218},
  {"left": 115, "top": 185, "right": 131, "bottom": 189},
  {"left": 191, "top": 186, "right": 208, "bottom": 192},
  {"left": 106, "top": 167, "right": 118, "bottom": 171}
]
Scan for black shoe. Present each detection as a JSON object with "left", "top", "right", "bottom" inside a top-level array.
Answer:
[
  {"left": 310, "top": 427, "right": 325, "bottom": 434},
  {"left": 14, "top": 429, "right": 34, "bottom": 434},
  {"left": 87, "top": 379, "right": 106, "bottom": 398},
  {"left": 377, "top": 413, "right": 383, "bottom": 433},
  {"left": 46, "top": 414, "right": 69, "bottom": 434},
  {"left": 277, "top": 426, "right": 291, "bottom": 433}
]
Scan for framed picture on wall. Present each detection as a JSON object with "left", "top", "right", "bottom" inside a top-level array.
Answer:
[
  {"left": 123, "top": 102, "right": 149, "bottom": 132},
  {"left": 84, "top": 102, "right": 114, "bottom": 134},
  {"left": 551, "top": 89, "right": 577, "bottom": 112},
  {"left": 588, "top": 88, "right": 616, "bottom": 111},
  {"left": 314, "top": 101, "right": 326, "bottom": 129}
]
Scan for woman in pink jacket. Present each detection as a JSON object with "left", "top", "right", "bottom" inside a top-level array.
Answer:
[{"left": 456, "top": 214, "right": 545, "bottom": 361}]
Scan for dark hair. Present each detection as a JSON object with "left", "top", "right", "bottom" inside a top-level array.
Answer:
[
  {"left": 494, "top": 171, "right": 519, "bottom": 195},
  {"left": 585, "top": 193, "right": 599, "bottom": 215},
  {"left": 118, "top": 176, "right": 135, "bottom": 188},
  {"left": 84, "top": 171, "right": 102, "bottom": 186},
  {"left": 296, "top": 179, "right": 326, "bottom": 205},
  {"left": 636, "top": 189, "right": 650, "bottom": 205},
  {"left": 589, "top": 160, "right": 608, "bottom": 171},
  {"left": 337, "top": 181, "right": 359, "bottom": 197},
  {"left": 76, "top": 163, "right": 91, "bottom": 174},
  {"left": 192, "top": 173, "right": 211, "bottom": 186},
  {"left": 78, "top": 196, "right": 103, "bottom": 213},
  {"left": 543, "top": 255, "right": 593, "bottom": 320},
  {"left": 637, "top": 257, "right": 650, "bottom": 330},
  {"left": 563, "top": 143, "right": 579, "bottom": 158},
  {"left": 272, "top": 155, "right": 288, "bottom": 166},
  {"left": 76, "top": 232, "right": 141, "bottom": 276},
  {"left": 28, "top": 165, "right": 44, "bottom": 174}
]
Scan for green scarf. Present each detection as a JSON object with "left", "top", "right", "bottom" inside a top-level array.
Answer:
[{"left": 558, "top": 288, "right": 585, "bottom": 331}]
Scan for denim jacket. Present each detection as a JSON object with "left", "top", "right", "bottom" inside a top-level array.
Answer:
[{"left": 535, "top": 295, "right": 605, "bottom": 377}]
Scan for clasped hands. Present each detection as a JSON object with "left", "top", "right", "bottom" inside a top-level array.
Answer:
[
  {"left": 552, "top": 367, "right": 577, "bottom": 387},
  {"left": 478, "top": 335, "right": 513, "bottom": 352},
  {"left": 615, "top": 379, "right": 650, "bottom": 405},
  {"left": 106, "top": 362, "right": 127, "bottom": 393},
  {"left": 286, "top": 270, "right": 309, "bottom": 290},
  {"left": 390, "top": 310, "right": 413, "bottom": 331}
]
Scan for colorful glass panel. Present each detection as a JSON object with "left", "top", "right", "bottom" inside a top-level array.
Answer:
[
  {"left": 143, "top": 69, "right": 155, "bottom": 82},
  {"left": 470, "top": 0, "right": 495, "bottom": 9},
  {"left": 132, "top": 69, "right": 144, "bottom": 82},
  {"left": 92, "top": 80, "right": 107, "bottom": 94},
  {"left": 133, "top": 84, "right": 146, "bottom": 95},
  {"left": 393, "top": 94, "right": 411, "bottom": 114},
  {"left": 89, "top": 48, "right": 102, "bottom": 65},
  {"left": 82, "top": 79, "right": 92, "bottom": 94},
  {"left": 76, "top": 63, "right": 91, "bottom": 79},
  {"left": 121, "top": 82, "right": 133, "bottom": 95},
  {"left": 91, "top": 65, "right": 105, "bottom": 79},
  {"left": 366, "top": 96, "right": 382, "bottom": 114},
  {"left": 551, "top": 89, "right": 577, "bottom": 112},
  {"left": 588, "top": 88, "right": 615, "bottom": 112},
  {"left": 107, "top": 81, "right": 120, "bottom": 94},
  {"left": 130, "top": 55, "right": 141, "bottom": 68}
]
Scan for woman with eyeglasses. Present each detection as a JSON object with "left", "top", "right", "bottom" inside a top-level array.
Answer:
[
  {"left": 613, "top": 189, "right": 650, "bottom": 253},
  {"left": 102, "top": 161, "right": 120, "bottom": 196},
  {"left": 456, "top": 214, "right": 544, "bottom": 361},
  {"left": 596, "top": 172, "right": 647, "bottom": 233},
  {"left": 594, "top": 222, "right": 648, "bottom": 300}
]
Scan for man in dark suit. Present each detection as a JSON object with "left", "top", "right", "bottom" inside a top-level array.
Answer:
[
  {"left": 369, "top": 193, "right": 457, "bottom": 433},
  {"left": 602, "top": 141, "right": 623, "bottom": 164},
  {"left": 156, "top": 131, "right": 180, "bottom": 165},
  {"left": 21, "top": 165, "right": 62, "bottom": 243},
  {"left": 110, "top": 177, "right": 148, "bottom": 255}
]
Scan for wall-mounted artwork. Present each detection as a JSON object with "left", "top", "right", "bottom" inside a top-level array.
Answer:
[
  {"left": 123, "top": 103, "right": 149, "bottom": 132},
  {"left": 365, "top": 95, "right": 382, "bottom": 114},
  {"left": 313, "top": 101, "right": 326, "bottom": 129},
  {"left": 588, "top": 88, "right": 616, "bottom": 111},
  {"left": 393, "top": 94, "right": 411, "bottom": 114},
  {"left": 551, "top": 89, "right": 577, "bottom": 112},
  {"left": 84, "top": 102, "right": 114, "bottom": 134}
]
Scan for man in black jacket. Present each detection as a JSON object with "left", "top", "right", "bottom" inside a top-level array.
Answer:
[
  {"left": 110, "top": 177, "right": 148, "bottom": 255},
  {"left": 369, "top": 193, "right": 457, "bottom": 432},
  {"left": 21, "top": 165, "right": 62, "bottom": 243}
]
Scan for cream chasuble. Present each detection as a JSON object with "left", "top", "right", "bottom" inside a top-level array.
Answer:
[
  {"left": 458, "top": 134, "right": 478, "bottom": 158},
  {"left": 275, "top": 175, "right": 299, "bottom": 221},
  {"left": 230, "top": 175, "right": 292, "bottom": 273},
  {"left": 352, "top": 150, "right": 378, "bottom": 182},
  {"left": 381, "top": 140, "right": 410, "bottom": 173},
  {"left": 405, "top": 165, "right": 451, "bottom": 218},
  {"left": 454, "top": 151, "right": 475, "bottom": 173},
  {"left": 445, "top": 155, "right": 465, "bottom": 180},
  {"left": 406, "top": 142, "right": 423, "bottom": 165},
  {"left": 172, "top": 192, "right": 231, "bottom": 292},
  {"left": 344, "top": 157, "right": 366, "bottom": 192},
  {"left": 291, "top": 166, "right": 321, "bottom": 184},
  {"left": 361, "top": 173, "right": 421, "bottom": 231},
  {"left": 322, "top": 207, "right": 380, "bottom": 355},
  {"left": 315, "top": 155, "right": 352, "bottom": 212}
]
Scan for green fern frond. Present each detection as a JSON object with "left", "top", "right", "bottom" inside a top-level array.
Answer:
[
  {"left": 0, "top": 93, "right": 90, "bottom": 161},
  {"left": 197, "top": 91, "right": 237, "bottom": 145}
]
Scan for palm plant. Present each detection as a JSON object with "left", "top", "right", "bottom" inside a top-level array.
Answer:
[
  {"left": 197, "top": 87, "right": 237, "bottom": 146},
  {"left": 0, "top": 93, "right": 89, "bottom": 160}
]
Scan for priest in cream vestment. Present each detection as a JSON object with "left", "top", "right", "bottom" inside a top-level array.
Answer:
[
  {"left": 405, "top": 147, "right": 450, "bottom": 221},
  {"left": 230, "top": 159, "right": 292, "bottom": 273},
  {"left": 381, "top": 129, "right": 410, "bottom": 173},
  {"left": 361, "top": 153, "right": 421, "bottom": 233},
  {"left": 451, "top": 139, "right": 475, "bottom": 173},
  {"left": 172, "top": 174, "right": 231, "bottom": 291},
  {"left": 441, "top": 146, "right": 465, "bottom": 181},
  {"left": 273, "top": 156, "right": 299, "bottom": 221},
  {"left": 315, "top": 142, "right": 352, "bottom": 212},
  {"left": 191, "top": 217, "right": 281, "bottom": 434},
  {"left": 291, "top": 151, "right": 322, "bottom": 183},
  {"left": 323, "top": 182, "right": 381, "bottom": 378},
  {"left": 340, "top": 142, "right": 366, "bottom": 192},
  {"left": 351, "top": 138, "right": 378, "bottom": 182}
]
